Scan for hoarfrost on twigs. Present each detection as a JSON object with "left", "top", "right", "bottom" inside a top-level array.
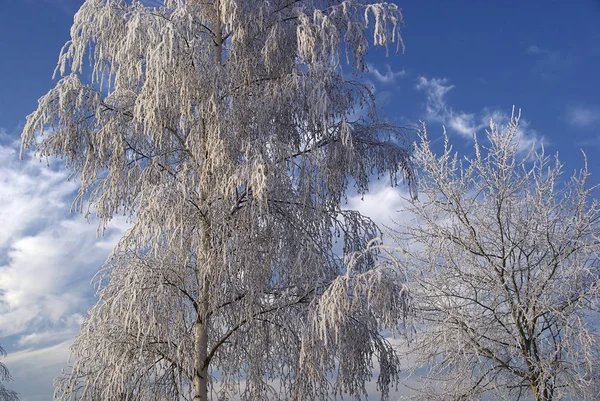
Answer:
[
  {"left": 21, "top": 1, "right": 414, "bottom": 400},
  {"left": 394, "top": 113, "right": 600, "bottom": 400}
]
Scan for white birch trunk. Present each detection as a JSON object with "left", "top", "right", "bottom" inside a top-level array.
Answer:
[
  {"left": 193, "top": 312, "right": 209, "bottom": 401},
  {"left": 193, "top": 5, "right": 222, "bottom": 400}
]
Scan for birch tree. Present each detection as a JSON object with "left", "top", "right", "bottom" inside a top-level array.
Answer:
[
  {"left": 21, "top": 0, "right": 415, "bottom": 400},
  {"left": 395, "top": 114, "right": 600, "bottom": 400}
]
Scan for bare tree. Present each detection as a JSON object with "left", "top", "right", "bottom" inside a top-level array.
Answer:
[
  {"left": 0, "top": 346, "right": 18, "bottom": 401},
  {"left": 394, "top": 113, "right": 600, "bottom": 400},
  {"left": 21, "top": 0, "right": 414, "bottom": 400}
]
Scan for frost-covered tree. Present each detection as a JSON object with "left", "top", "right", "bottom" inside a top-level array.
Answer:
[
  {"left": 0, "top": 346, "right": 18, "bottom": 401},
  {"left": 21, "top": 0, "right": 415, "bottom": 400},
  {"left": 394, "top": 114, "right": 600, "bottom": 400}
]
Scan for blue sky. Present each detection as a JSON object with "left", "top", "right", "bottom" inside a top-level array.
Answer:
[{"left": 1, "top": 0, "right": 599, "bottom": 400}]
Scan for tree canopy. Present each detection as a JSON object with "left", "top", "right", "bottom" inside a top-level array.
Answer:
[
  {"left": 21, "top": 1, "right": 415, "bottom": 400},
  {"left": 395, "top": 113, "right": 600, "bottom": 400}
]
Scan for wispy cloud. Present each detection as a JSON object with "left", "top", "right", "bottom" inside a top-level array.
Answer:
[
  {"left": 0, "top": 139, "right": 128, "bottom": 399},
  {"left": 415, "top": 76, "right": 484, "bottom": 137},
  {"left": 566, "top": 105, "right": 600, "bottom": 128},
  {"left": 16, "top": 314, "right": 83, "bottom": 347},
  {"left": 367, "top": 63, "right": 407, "bottom": 84},
  {"left": 526, "top": 45, "right": 546, "bottom": 55},
  {"left": 414, "top": 77, "right": 454, "bottom": 122},
  {"left": 525, "top": 44, "right": 571, "bottom": 80},
  {"left": 415, "top": 76, "right": 541, "bottom": 152}
]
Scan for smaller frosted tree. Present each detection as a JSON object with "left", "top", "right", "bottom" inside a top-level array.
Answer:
[{"left": 394, "top": 113, "right": 600, "bottom": 400}]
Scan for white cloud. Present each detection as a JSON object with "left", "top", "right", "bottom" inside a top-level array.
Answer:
[
  {"left": 0, "top": 140, "right": 128, "bottom": 400},
  {"left": 3, "top": 340, "right": 72, "bottom": 369},
  {"left": 415, "top": 76, "right": 483, "bottom": 137},
  {"left": 17, "top": 314, "right": 83, "bottom": 347},
  {"left": 347, "top": 181, "right": 416, "bottom": 245},
  {"left": 415, "top": 76, "right": 541, "bottom": 152},
  {"left": 0, "top": 147, "right": 76, "bottom": 250},
  {"left": 367, "top": 63, "right": 407, "bottom": 84},
  {"left": 566, "top": 105, "right": 600, "bottom": 128},
  {"left": 415, "top": 76, "right": 453, "bottom": 122},
  {"left": 3, "top": 340, "right": 73, "bottom": 401}
]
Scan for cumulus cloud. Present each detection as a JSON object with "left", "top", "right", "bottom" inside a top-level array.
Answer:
[
  {"left": 415, "top": 76, "right": 541, "bottom": 152},
  {"left": 566, "top": 105, "right": 600, "bottom": 128},
  {"left": 348, "top": 183, "right": 411, "bottom": 228},
  {"left": 0, "top": 139, "right": 127, "bottom": 400},
  {"left": 346, "top": 180, "right": 416, "bottom": 249}
]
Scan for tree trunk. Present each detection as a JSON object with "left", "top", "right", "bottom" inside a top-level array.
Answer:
[
  {"left": 193, "top": 3, "right": 221, "bottom": 400},
  {"left": 193, "top": 313, "right": 209, "bottom": 401},
  {"left": 530, "top": 375, "right": 553, "bottom": 401}
]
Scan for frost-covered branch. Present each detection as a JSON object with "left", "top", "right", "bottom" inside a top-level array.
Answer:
[
  {"left": 23, "top": 1, "right": 414, "bottom": 400},
  {"left": 0, "top": 346, "right": 18, "bottom": 401},
  {"left": 394, "top": 113, "right": 600, "bottom": 400}
]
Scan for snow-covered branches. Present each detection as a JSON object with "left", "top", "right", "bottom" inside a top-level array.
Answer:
[
  {"left": 0, "top": 346, "right": 18, "bottom": 401},
  {"left": 21, "top": 1, "right": 413, "bottom": 400},
  {"left": 395, "top": 113, "right": 600, "bottom": 400}
]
